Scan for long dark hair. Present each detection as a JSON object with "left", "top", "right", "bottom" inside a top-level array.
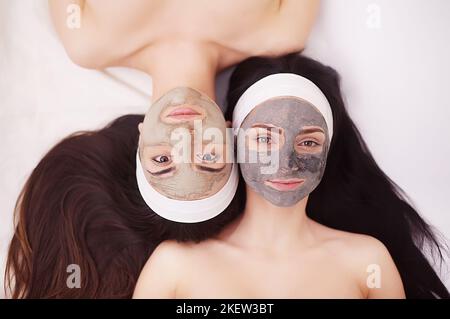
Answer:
[
  {"left": 5, "top": 115, "right": 245, "bottom": 298},
  {"left": 225, "top": 53, "right": 449, "bottom": 299}
]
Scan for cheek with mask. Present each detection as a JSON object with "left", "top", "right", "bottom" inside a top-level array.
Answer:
[
  {"left": 139, "top": 87, "right": 232, "bottom": 200},
  {"left": 238, "top": 97, "right": 330, "bottom": 207}
]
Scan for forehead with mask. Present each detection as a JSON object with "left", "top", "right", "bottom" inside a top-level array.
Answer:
[
  {"left": 238, "top": 97, "right": 330, "bottom": 207},
  {"left": 138, "top": 87, "right": 232, "bottom": 200}
]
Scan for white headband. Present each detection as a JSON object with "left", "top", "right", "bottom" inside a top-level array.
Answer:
[
  {"left": 136, "top": 151, "right": 239, "bottom": 223},
  {"left": 232, "top": 73, "right": 333, "bottom": 140}
]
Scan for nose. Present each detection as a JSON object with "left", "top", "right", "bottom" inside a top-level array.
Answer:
[{"left": 278, "top": 151, "right": 298, "bottom": 174}]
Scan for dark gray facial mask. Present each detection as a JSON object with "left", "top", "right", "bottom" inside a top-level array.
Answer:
[{"left": 238, "top": 97, "right": 330, "bottom": 207}]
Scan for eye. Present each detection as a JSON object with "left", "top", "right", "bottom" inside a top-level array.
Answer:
[
  {"left": 196, "top": 153, "right": 217, "bottom": 163},
  {"left": 152, "top": 155, "right": 171, "bottom": 164},
  {"left": 256, "top": 136, "right": 271, "bottom": 144},
  {"left": 298, "top": 140, "right": 319, "bottom": 147}
]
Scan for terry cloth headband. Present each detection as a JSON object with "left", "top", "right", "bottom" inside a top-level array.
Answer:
[
  {"left": 136, "top": 151, "right": 239, "bottom": 223},
  {"left": 232, "top": 73, "right": 333, "bottom": 140}
]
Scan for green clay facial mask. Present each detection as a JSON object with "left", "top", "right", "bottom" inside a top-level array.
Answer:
[{"left": 139, "top": 87, "right": 232, "bottom": 200}]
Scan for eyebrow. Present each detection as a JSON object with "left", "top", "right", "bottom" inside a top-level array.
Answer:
[
  {"left": 143, "top": 144, "right": 175, "bottom": 152},
  {"left": 146, "top": 167, "right": 175, "bottom": 176},
  {"left": 194, "top": 164, "right": 226, "bottom": 173},
  {"left": 251, "top": 124, "right": 283, "bottom": 134},
  {"left": 298, "top": 127, "right": 325, "bottom": 135}
]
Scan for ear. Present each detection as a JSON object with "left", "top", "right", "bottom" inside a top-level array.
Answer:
[{"left": 138, "top": 122, "right": 143, "bottom": 134}]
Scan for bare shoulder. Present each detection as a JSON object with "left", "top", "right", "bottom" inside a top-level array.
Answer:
[
  {"left": 250, "top": 0, "right": 319, "bottom": 57},
  {"left": 310, "top": 221, "right": 405, "bottom": 298},
  {"left": 143, "top": 239, "right": 199, "bottom": 273},
  {"left": 49, "top": 0, "right": 110, "bottom": 69},
  {"left": 272, "top": 0, "right": 320, "bottom": 50},
  {"left": 133, "top": 240, "right": 197, "bottom": 298},
  {"left": 157, "top": 239, "right": 187, "bottom": 258},
  {"left": 312, "top": 223, "right": 389, "bottom": 258},
  {"left": 310, "top": 222, "right": 395, "bottom": 271}
]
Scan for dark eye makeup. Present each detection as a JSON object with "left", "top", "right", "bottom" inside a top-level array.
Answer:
[{"left": 146, "top": 167, "right": 175, "bottom": 176}]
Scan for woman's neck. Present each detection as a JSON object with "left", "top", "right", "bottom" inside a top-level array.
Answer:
[
  {"left": 221, "top": 186, "right": 315, "bottom": 254},
  {"left": 128, "top": 40, "right": 219, "bottom": 101}
]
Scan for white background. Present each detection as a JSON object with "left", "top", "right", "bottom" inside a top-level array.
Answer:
[{"left": 1, "top": 0, "right": 449, "bottom": 297}]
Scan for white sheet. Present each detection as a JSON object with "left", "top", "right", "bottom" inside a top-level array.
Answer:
[{"left": 1, "top": 0, "right": 449, "bottom": 297}]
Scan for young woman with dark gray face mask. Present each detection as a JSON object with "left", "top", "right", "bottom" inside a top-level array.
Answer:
[{"left": 133, "top": 54, "right": 449, "bottom": 299}]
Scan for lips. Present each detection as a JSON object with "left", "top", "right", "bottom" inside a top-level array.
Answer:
[
  {"left": 162, "top": 104, "right": 206, "bottom": 123},
  {"left": 264, "top": 179, "right": 305, "bottom": 191},
  {"left": 168, "top": 107, "right": 200, "bottom": 117}
]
